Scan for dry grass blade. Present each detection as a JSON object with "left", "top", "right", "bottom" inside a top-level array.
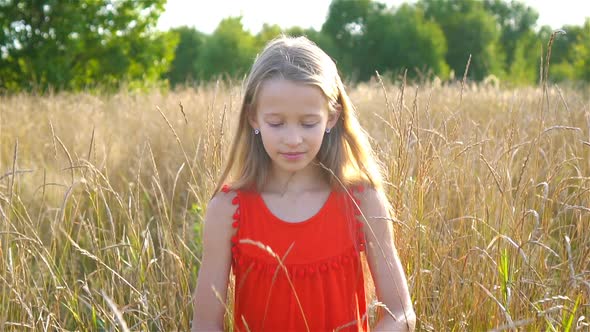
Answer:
[
  {"left": 61, "top": 228, "right": 141, "bottom": 296},
  {"left": 155, "top": 105, "right": 198, "bottom": 188},
  {"left": 0, "top": 204, "right": 8, "bottom": 222},
  {"left": 488, "top": 318, "right": 536, "bottom": 332},
  {"left": 0, "top": 169, "right": 33, "bottom": 182},
  {"left": 542, "top": 29, "right": 566, "bottom": 88},
  {"left": 460, "top": 54, "right": 472, "bottom": 104},
  {"left": 474, "top": 281, "right": 515, "bottom": 328},
  {"left": 376, "top": 71, "right": 399, "bottom": 132},
  {"left": 480, "top": 154, "right": 504, "bottom": 195},
  {"left": 48, "top": 120, "right": 58, "bottom": 159},
  {"left": 542, "top": 126, "right": 582, "bottom": 134},
  {"left": 8, "top": 138, "right": 17, "bottom": 205},
  {"left": 179, "top": 101, "right": 188, "bottom": 124},
  {"left": 101, "top": 290, "right": 131, "bottom": 332},
  {"left": 87, "top": 126, "right": 95, "bottom": 162},
  {"left": 53, "top": 134, "right": 75, "bottom": 184},
  {"left": 564, "top": 236, "right": 576, "bottom": 287},
  {"left": 455, "top": 139, "right": 491, "bottom": 159}
]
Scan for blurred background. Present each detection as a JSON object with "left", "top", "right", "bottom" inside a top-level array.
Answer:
[{"left": 1, "top": 0, "right": 589, "bottom": 93}]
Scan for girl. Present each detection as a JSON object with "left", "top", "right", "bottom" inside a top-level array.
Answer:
[{"left": 191, "top": 36, "right": 415, "bottom": 331}]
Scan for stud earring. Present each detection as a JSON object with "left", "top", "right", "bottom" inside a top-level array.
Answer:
[
  {"left": 325, "top": 127, "right": 331, "bottom": 134},
  {"left": 254, "top": 128, "right": 260, "bottom": 135}
]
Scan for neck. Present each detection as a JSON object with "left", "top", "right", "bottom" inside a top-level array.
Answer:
[{"left": 264, "top": 162, "right": 329, "bottom": 194}]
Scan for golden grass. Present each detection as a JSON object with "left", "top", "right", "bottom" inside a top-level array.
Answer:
[{"left": 0, "top": 80, "right": 588, "bottom": 331}]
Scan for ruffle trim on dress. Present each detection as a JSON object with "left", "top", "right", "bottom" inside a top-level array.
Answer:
[
  {"left": 221, "top": 184, "right": 241, "bottom": 269},
  {"left": 233, "top": 246, "right": 361, "bottom": 278}
]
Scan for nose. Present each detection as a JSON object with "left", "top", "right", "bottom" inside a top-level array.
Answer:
[{"left": 283, "top": 126, "right": 303, "bottom": 147}]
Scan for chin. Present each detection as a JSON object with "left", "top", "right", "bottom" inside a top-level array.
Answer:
[{"left": 272, "top": 158, "right": 314, "bottom": 173}]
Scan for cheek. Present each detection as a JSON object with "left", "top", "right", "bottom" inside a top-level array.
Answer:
[
  {"left": 259, "top": 129, "right": 279, "bottom": 148},
  {"left": 310, "top": 128, "right": 327, "bottom": 145}
]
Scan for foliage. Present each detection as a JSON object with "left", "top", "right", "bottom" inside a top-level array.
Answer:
[
  {"left": 569, "top": 19, "right": 590, "bottom": 82},
  {"left": 321, "top": 0, "right": 449, "bottom": 81},
  {"left": 195, "top": 16, "right": 257, "bottom": 82},
  {"left": 537, "top": 19, "right": 590, "bottom": 83},
  {"left": 0, "top": 0, "right": 176, "bottom": 93},
  {"left": 1, "top": 0, "right": 590, "bottom": 92},
  {"left": 255, "top": 23, "right": 283, "bottom": 50},
  {"left": 376, "top": 3, "right": 449, "bottom": 80},
  {"left": 321, "top": 0, "right": 374, "bottom": 77},
  {"left": 483, "top": 0, "right": 540, "bottom": 84},
  {"left": 166, "top": 26, "right": 205, "bottom": 87},
  {"left": 419, "top": 0, "right": 504, "bottom": 81}
]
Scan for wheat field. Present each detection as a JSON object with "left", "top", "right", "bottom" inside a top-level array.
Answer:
[{"left": 0, "top": 79, "right": 589, "bottom": 331}]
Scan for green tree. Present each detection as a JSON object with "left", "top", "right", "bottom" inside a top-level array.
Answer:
[
  {"left": 539, "top": 23, "right": 586, "bottom": 82},
  {"left": 280, "top": 27, "right": 340, "bottom": 69},
  {"left": 322, "top": 0, "right": 448, "bottom": 81},
  {"left": 505, "top": 30, "right": 541, "bottom": 84},
  {"left": 372, "top": 4, "right": 449, "bottom": 80},
  {"left": 284, "top": 26, "right": 307, "bottom": 37},
  {"left": 166, "top": 26, "right": 205, "bottom": 87},
  {"left": 483, "top": 0, "right": 540, "bottom": 84},
  {"left": 419, "top": 0, "right": 503, "bottom": 80},
  {"left": 483, "top": 0, "right": 538, "bottom": 67},
  {"left": 253, "top": 25, "right": 338, "bottom": 69},
  {"left": 195, "top": 17, "right": 257, "bottom": 81},
  {"left": 255, "top": 23, "right": 283, "bottom": 50},
  {"left": 321, "top": 0, "right": 375, "bottom": 78},
  {"left": 570, "top": 19, "right": 590, "bottom": 82},
  {"left": 0, "top": 0, "right": 175, "bottom": 92}
]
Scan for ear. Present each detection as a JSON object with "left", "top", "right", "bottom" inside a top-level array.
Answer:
[
  {"left": 246, "top": 105, "right": 259, "bottom": 130},
  {"left": 327, "top": 103, "right": 342, "bottom": 131}
]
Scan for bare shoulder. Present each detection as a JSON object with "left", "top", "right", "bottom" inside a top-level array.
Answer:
[
  {"left": 356, "top": 187, "right": 396, "bottom": 252},
  {"left": 356, "top": 186, "right": 389, "bottom": 219},
  {"left": 205, "top": 191, "right": 238, "bottom": 229}
]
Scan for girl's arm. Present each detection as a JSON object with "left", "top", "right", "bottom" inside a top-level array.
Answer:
[
  {"left": 191, "top": 192, "right": 235, "bottom": 332},
  {"left": 359, "top": 188, "right": 416, "bottom": 332}
]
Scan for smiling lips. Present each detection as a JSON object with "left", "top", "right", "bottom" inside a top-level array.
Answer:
[{"left": 280, "top": 152, "right": 305, "bottom": 160}]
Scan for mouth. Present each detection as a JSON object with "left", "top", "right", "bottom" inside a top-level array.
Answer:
[{"left": 280, "top": 152, "right": 305, "bottom": 160}]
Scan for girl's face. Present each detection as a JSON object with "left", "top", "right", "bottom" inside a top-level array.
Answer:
[{"left": 249, "top": 78, "right": 340, "bottom": 175}]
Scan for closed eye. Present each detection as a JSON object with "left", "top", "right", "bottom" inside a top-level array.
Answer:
[{"left": 267, "top": 122, "right": 318, "bottom": 128}]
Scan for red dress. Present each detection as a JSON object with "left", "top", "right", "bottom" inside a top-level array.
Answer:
[{"left": 223, "top": 185, "right": 368, "bottom": 332}]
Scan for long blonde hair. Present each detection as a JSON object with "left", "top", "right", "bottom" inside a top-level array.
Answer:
[{"left": 213, "top": 36, "right": 383, "bottom": 195}]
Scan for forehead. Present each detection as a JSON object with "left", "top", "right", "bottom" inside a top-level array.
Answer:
[{"left": 256, "top": 79, "right": 328, "bottom": 117}]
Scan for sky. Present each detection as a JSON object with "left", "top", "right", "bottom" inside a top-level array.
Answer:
[{"left": 157, "top": 0, "right": 590, "bottom": 34}]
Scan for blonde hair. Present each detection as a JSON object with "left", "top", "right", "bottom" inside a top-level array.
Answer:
[{"left": 213, "top": 35, "right": 383, "bottom": 195}]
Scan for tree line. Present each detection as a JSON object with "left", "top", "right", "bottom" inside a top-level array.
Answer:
[{"left": 1, "top": 0, "right": 588, "bottom": 93}]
